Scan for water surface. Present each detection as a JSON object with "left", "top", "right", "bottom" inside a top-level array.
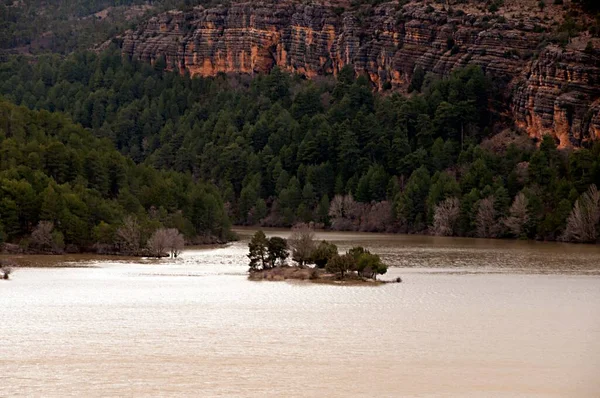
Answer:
[{"left": 1, "top": 230, "right": 599, "bottom": 397}]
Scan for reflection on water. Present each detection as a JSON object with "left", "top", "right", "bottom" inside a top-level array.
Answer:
[{"left": 1, "top": 229, "right": 599, "bottom": 397}]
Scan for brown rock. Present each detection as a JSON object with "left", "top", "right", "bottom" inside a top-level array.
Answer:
[{"left": 121, "top": 1, "right": 600, "bottom": 146}]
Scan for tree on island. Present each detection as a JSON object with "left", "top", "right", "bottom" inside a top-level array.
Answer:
[
  {"left": 248, "top": 231, "right": 290, "bottom": 270},
  {"left": 348, "top": 246, "right": 388, "bottom": 280},
  {"left": 267, "top": 236, "right": 289, "bottom": 267},
  {"left": 289, "top": 223, "right": 316, "bottom": 266},
  {"left": 247, "top": 231, "right": 391, "bottom": 282},
  {"left": 356, "top": 252, "right": 388, "bottom": 280},
  {"left": 311, "top": 240, "right": 338, "bottom": 268},
  {"left": 248, "top": 230, "right": 270, "bottom": 270},
  {"left": 325, "top": 254, "right": 355, "bottom": 280}
]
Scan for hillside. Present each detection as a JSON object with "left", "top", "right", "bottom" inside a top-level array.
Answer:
[
  {"left": 1, "top": 1, "right": 600, "bottom": 244},
  {"left": 2, "top": 47, "right": 600, "bottom": 242},
  {"left": 120, "top": 0, "right": 600, "bottom": 147},
  {"left": 0, "top": 99, "right": 230, "bottom": 252}
]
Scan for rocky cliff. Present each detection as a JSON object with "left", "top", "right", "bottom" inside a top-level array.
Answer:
[{"left": 120, "top": 0, "right": 600, "bottom": 147}]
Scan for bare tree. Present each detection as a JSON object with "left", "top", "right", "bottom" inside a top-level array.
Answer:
[
  {"left": 329, "top": 195, "right": 365, "bottom": 231},
  {"left": 117, "top": 216, "right": 141, "bottom": 255},
  {"left": 476, "top": 196, "right": 497, "bottom": 238},
  {"left": 432, "top": 197, "right": 460, "bottom": 236},
  {"left": 360, "top": 201, "right": 393, "bottom": 232},
  {"left": 166, "top": 228, "right": 185, "bottom": 257},
  {"left": 503, "top": 192, "right": 529, "bottom": 237},
  {"left": 328, "top": 195, "right": 346, "bottom": 219},
  {"left": 30, "top": 221, "right": 54, "bottom": 251},
  {"left": 147, "top": 228, "right": 170, "bottom": 257},
  {"left": 147, "top": 228, "right": 185, "bottom": 258},
  {"left": 289, "top": 222, "right": 316, "bottom": 266},
  {"left": 562, "top": 185, "right": 600, "bottom": 243}
]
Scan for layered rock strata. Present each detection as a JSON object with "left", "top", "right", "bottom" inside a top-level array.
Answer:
[{"left": 121, "top": 1, "right": 600, "bottom": 147}]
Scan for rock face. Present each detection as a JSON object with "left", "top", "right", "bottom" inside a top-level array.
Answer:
[{"left": 121, "top": 1, "right": 600, "bottom": 147}]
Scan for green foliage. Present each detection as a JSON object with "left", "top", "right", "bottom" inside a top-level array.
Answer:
[
  {"left": 0, "top": 99, "right": 230, "bottom": 249},
  {"left": 267, "top": 236, "right": 289, "bottom": 267},
  {"left": 325, "top": 254, "right": 355, "bottom": 279},
  {"left": 0, "top": 47, "right": 597, "bottom": 242},
  {"left": 248, "top": 230, "right": 269, "bottom": 270},
  {"left": 0, "top": 49, "right": 491, "bottom": 229},
  {"left": 311, "top": 240, "right": 338, "bottom": 268},
  {"left": 396, "top": 166, "right": 431, "bottom": 230},
  {"left": 355, "top": 252, "right": 388, "bottom": 280}
]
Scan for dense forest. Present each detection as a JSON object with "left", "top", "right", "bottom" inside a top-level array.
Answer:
[
  {"left": 2, "top": 46, "right": 600, "bottom": 243},
  {"left": 0, "top": 99, "right": 230, "bottom": 253}
]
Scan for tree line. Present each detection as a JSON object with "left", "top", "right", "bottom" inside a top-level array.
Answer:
[
  {"left": 0, "top": 99, "right": 231, "bottom": 253},
  {"left": 1, "top": 47, "right": 600, "bottom": 243}
]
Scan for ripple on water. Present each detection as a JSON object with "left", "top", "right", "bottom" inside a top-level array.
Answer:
[{"left": 1, "top": 230, "right": 600, "bottom": 397}]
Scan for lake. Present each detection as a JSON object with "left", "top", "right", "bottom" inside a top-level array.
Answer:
[{"left": 1, "top": 229, "right": 600, "bottom": 397}]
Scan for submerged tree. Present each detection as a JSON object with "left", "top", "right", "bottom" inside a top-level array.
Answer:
[
  {"left": 147, "top": 228, "right": 170, "bottom": 257},
  {"left": 166, "top": 228, "right": 185, "bottom": 258},
  {"left": 147, "top": 228, "right": 185, "bottom": 258},
  {"left": 1, "top": 266, "right": 12, "bottom": 280},
  {"left": 0, "top": 260, "right": 15, "bottom": 280}
]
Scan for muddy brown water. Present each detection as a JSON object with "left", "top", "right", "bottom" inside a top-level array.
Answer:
[{"left": 1, "top": 229, "right": 599, "bottom": 397}]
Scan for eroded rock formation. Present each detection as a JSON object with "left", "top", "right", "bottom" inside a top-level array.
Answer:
[{"left": 121, "top": 0, "right": 600, "bottom": 147}]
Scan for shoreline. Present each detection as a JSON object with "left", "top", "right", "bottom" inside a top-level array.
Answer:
[
  {"left": 232, "top": 226, "right": 600, "bottom": 248},
  {"left": 248, "top": 266, "right": 401, "bottom": 286},
  {"left": 0, "top": 236, "right": 231, "bottom": 258},
  {"left": 0, "top": 241, "right": 232, "bottom": 268}
]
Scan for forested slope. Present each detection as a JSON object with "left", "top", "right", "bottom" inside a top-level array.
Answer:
[
  {"left": 0, "top": 99, "right": 230, "bottom": 252},
  {"left": 2, "top": 47, "right": 600, "bottom": 242}
]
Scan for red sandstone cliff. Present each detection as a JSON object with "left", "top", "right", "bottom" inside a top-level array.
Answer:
[{"left": 120, "top": 0, "right": 600, "bottom": 147}]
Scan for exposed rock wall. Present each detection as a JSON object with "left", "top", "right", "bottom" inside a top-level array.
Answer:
[{"left": 121, "top": 1, "right": 600, "bottom": 147}]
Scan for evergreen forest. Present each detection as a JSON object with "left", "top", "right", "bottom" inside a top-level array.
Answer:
[{"left": 2, "top": 46, "right": 600, "bottom": 247}]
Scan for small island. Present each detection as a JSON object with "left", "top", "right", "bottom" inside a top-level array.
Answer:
[{"left": 247, "top": 224, "right": 401, "bottom": 285}]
